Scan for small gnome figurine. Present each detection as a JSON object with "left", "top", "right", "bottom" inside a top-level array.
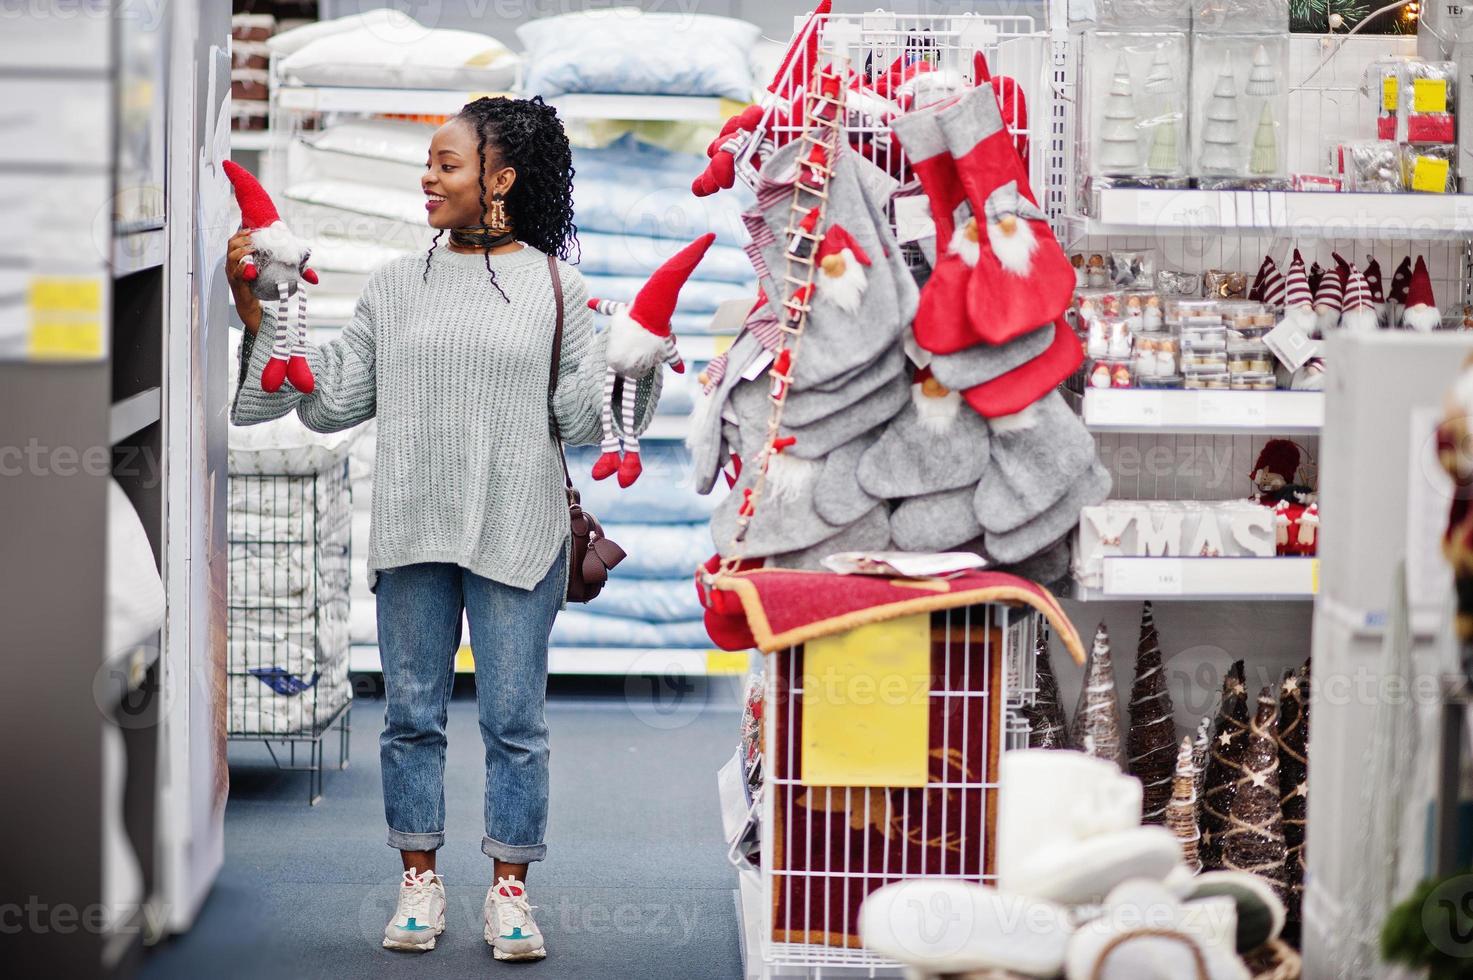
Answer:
[
  {"left": 1087, "top": 253, "right": 1107, "bottom": 287},
  {"left": 1258, "top": 255, "right": 1286, "bottom": 310},
  {"left": 1072, "top": 253, "right": 1088, "bottom": 289},
  {"left": 811, "top": 224, "right": 872, "bottom": 314},
  {"left": 589, "top": 233, "right": 715, "bottom": 487},
  {"left": 223, "top": 161, "right": 319, "bottom": 394},
  {"left": 1364, "top": 255, "right": 1386, "bottom": 323},
  {"left": 1142, "top": 294, "right": 1163, "bottom": 332},
  {"left": 1279, "top": 250, "right": 1316, "bottom": 336},
  {"left": 1339, "top": 263, "right": 1378, "bottom": 332},
  {"left": 1387, "top": 256, "right": 1414, "bottom": 324},
  {"left": 1312, "top": 260, "right": 1343, "bottom": 334},
  {"left": 1402, "top": 256, "right": 1442, "bottom": 331}
]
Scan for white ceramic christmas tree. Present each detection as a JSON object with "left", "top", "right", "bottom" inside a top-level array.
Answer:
[
  {"left": 1099, "top": 56, "right": 1141, "bottom": 173},
  {"left": 1144, "top": 51, "right": 1180, "bottom": 175},
  {"left": 1199, "top": 69, "right": 1241, "bottom": 176},
  {"left": 1246, "top": 44, "right": 1278, "bottom": 97},
  {"left": 1249, "top": 102, "right": 1278, "bottom": 176}
]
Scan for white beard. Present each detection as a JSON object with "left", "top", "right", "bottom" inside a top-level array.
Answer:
[
  {"left": 987, "top": 216, "right": 1038, "bottom": 276},
  {"left": 765, "top": 452, "right": 818, "bottom": 503},
  {"left": 1404, "top": 303, "right": 1443, "bottom": 331},
  {"left": 251, "top": 220, "right": 308, "bottom": 266},
  {"left": 1339, "top": 306, "right": 1378, "bottom": 333},
  {"left": 949, "top": 217, "right": 980, "bottom": 267},
  {"left": 606, "top": 306, "right": 668, "bottom": 375},
  {"left": 911, "top": 383, "right": 961, "bottom": 434},
  {"left": 1314, "top": 303, "right": 1341, "bottom": 333},
  {"left": 1282, "top": 303, "right": 1318, "bottom": 335},
  {"left": 817, "top": 249, "right": 868, "bottom": 314},
  {"left": 990, "top": 401, "right": 1041, "bottom": 432}
]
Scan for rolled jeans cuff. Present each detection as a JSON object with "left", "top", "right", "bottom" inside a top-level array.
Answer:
[
  {"left": 387, "top": 827, "right": 444, "bottom": 852},
  {"left": 482, "top": 835, "right": 546, "bottom": 864}
]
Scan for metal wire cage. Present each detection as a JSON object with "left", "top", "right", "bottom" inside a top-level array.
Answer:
[
  {"left": 758, "top": 604, "right": 1043, "bottom": 977},
  {"left": 226, "top": 461, "right": 353, "bottom": 804}
]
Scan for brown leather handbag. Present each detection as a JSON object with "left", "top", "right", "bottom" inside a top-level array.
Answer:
[{"left": 547, "top": 253, "right": 625, "bottom": 602}]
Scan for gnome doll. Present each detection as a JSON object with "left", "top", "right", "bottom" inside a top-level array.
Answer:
[
  {"left": 1258, "top": 255, "right": 1286, "bottom": 310},
  {"left": 1364, "top": 256, "right": 1386, "bottom": 324},
  {"left": 1402, "top": 256, "right": 1442, "bottom": 331},
  {"left": 1387, "top": 256, "right": 1414, "bottom": 325},
  {"left": 1313, "top": 258, "right": 1343, "bottom": 333},
  {"left": 223, "top": 160, "right": 319, "bottom": 394},
  {"left": 1340, "top": 264, "right": 1379, "bottom": 332},
  {"left": 590, "top": 233, "right": 715, "bottom": 487},
  {"left": 1279, "top": 250, "right": 1316, "bottom": 336},
  {"left": 1251, "top": 439, "right": 1311, "bottom": 506},
  {"left": 811, "top": 224, "right": 872, "bottom": 314}
]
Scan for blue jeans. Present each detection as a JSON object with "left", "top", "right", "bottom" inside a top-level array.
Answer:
[{"left": 374, "top": 552, "right": 565, "bottom": 864}]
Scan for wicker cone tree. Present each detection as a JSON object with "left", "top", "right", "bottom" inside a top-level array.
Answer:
[
  {"left": 1200, "top": 660, "right": 1250, "bottom": 869},
  {"left": 1277, "top": 663, "right": 1311, "bottom": 923},
  {"left": 1166, "top": 735, "right": 1202, "bottom": 873},
  {"left": 1027, "top": 629, "right": 1070, "bottom": 749},
  {"left": 1221, "top": 688, "right": 1289, "bottom": 901},
  {"left": 1128, "top": 602, "right": 1177, "bottom": 823},
  {"left": 1192, "top": 714, "right": 1212, "bottom": 840},
  {"left": 1071, "top": 624, "right": 1124, "bottom": 767}
]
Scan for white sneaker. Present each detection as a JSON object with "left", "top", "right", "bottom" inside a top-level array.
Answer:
[
  {"left": 382, "top": 868, "right": 446, "bottom": 951},
  {"left": 484, "top": 876, "right": 546, "bottom": 961}
]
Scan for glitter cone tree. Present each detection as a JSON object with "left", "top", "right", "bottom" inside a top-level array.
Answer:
[
  {"left": 1221, "top": 688, "right": 1289, "bottom": 901},
  {"left": 1192, "top": 714, "right": 1211, "bottom": 836},
  {"left": 1128, "top": 602, "right": 1177, "bottom": 823},
  {"left": 1071, "top": 624, "right": 1124, "bottom": 767},
  {"left": 1200, "top": 660, "right": 1250, "bottom": 869},
  {"left": 1166, "top": 735, "right": 1202, "bottom": 873},
  {"left": 1027, "top": 629, "right": 1070, "bottom": 749},
  {"left": 1277, "top": 662, "right": 1311, "bottom": 922}
]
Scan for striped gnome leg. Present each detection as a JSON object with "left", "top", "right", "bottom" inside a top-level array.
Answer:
[
  {"left": 616, "top": 372, "right": 642, "bottom": 487},
  {"left": 260, "top": 280, "right": 292, "bottom": 392},
  {"left": 590, "top": 365, "right": 623, "bottom": 481},
  {"left": 285, "top": 285, "right": 314, "bottom": 394},
  {"left": 662, "top": 334, "right": 684, "bottom": 374}
]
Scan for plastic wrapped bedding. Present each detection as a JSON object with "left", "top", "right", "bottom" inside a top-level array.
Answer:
[
  {"left": 600, "top": 522, "right": 711, "bottom": 579},
  {"left": 228, "top": 396, "right": 365, "bottom": 478},
  {"left": 568, "top": 444, "right": 720, "bottom": 523},
  {"left": 229, "top": 542, "right": 350, "bottom": 610},
  {"left": 284, "top": 194, "right": 432, "bottom": 254},
  {"left": 585, "top": 576, "right": 701, "bottom": 623},
  {"left": 573, "top": 230, "right": 752, "bottom": 284},
  {"left": 228, "top": 604, "right": 350, "bottom": 678},
  {"left": 227, "top": 483, "right": 351, "bottom": 546},
  {"left": 572, "top": 176, "right": 748, "bottom": 248},
  {"left": 518, "top": 10, "right": 758, "bottom": 100},
  {"left": 550, "top": 609, "right": 711, "bottom": 649},
  {"left": 228, "top": 653, "right": 351, "bottom": 735},
  {"left": 305, "top": 118, "right": 434, "bottom": 166}
]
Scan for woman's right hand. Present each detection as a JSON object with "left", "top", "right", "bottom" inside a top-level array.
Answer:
[{"left": 227, "top": 227, "right": 263, "bottom": 335}]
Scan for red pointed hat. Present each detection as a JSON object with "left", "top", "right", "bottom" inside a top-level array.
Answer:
[
  {"left": 629, "top": 233, "right": 716, "bottom": 337},
  {"left": 1284, "top": 250, "right": 1312, "bottom": 308},
  {"left": 1251, "top": 439, "right": 1300, "bottom": 482},
  {"left": 814, "top": 225, "right": 870, "bottom": 266},
  {"left": 1388, "top": 256, "right": 1414, "bottom": 304},
  {"left": 1364, "top": 256, "right": 1385, "bottom": 302},
  {"left": 768, "top": 0, "right": 831, "bottom": 101},
  {"left": 1406, "top": 255, "right": 1436, "bottom": 308},
  {"left": 223, "top": 160, "right": 282, "bottom": 229},
  {"left": 1343, "top": 265, "right": 1373, "bottom": 310}
]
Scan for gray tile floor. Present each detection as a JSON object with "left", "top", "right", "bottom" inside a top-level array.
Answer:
[{"left": 140, "top": 675, "right": 747, "bottom": 980}]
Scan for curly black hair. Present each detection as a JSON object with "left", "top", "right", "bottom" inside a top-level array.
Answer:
[{"left": 422, "top": 96, "right": 579, "bottom": 298}]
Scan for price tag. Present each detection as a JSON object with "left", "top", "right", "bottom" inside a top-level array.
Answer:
[
  {"left": 1382, "top": 75, "right": 1399, "bottom": 112},
  {"left": 1413, "top": 78, "right": 1448, "bottom": 114},
  {"left": 740, "top": 349, "right": 775, "bottom": 381},
  {"left": 1086, "top": 389, "right": 1163, "bottom": 427},
  {"left": 27, "top": 274, "right": 102, "bottom": 360},
  {"left": 1196, "top": 390, "right": 1264, "bottom": 426},
  {"left": 892, "top": 194, "right": 934, "bottom": 244},
  {"left": 1104, "top": 558, "right": 1184, "bottom": 595},
  {"left": 1310, "top": 559, "right": 1320, "bottom": 594},
  {"left": 1411, "top": 155, "right": 1451, "bottom": 193}
]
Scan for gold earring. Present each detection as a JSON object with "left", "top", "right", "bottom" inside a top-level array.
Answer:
[{"left": 488, "top": 193, "right": 509, "bottom": 234}]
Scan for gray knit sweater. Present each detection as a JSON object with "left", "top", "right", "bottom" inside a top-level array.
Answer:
[{"left": 231, "top": 245, "right": 661, "bottom": 591}]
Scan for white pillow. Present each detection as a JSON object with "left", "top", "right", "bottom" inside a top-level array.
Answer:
[
  {"left": 280, "top": 26, "right": 518, "bottom": 91},
  {"left": 309, "top": 119, "right": 435, "bottom": 166},
  {"left": 516, "top": 8, "right": 759, "bottom": 52},
  {"left": 106, "top": 481, "right": 165, "bottom": 658},
  {"left": 266, "top": 8, "right": 419, "bottom": 57}
]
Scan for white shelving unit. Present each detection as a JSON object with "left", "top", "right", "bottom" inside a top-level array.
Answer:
[
  {"left": 1075, "top": 557, "right": 1319, "bottom": 602},
  {"left": 1074, "top": 187, "right": 1473, "bottom": 241},
  {"left": 349, "top": 643, "right": 748, "bottom": 677},
  {"left": 275, "top": 85, "right": 733, "bottom": 123},
  {"left": 1079, "top": 388, "right": 1324, "bottom": 434}
]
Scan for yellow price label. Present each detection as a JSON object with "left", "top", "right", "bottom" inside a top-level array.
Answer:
[
  {"left": 704, "top": 650, "right": 749, "bottom": 675},
  {"left": 1382, "top": 75, "right": 1399, "bottom": 112},
  {"left": 1310, "top": 559, "right": 1320, "bottom": 595},
  {"left": 29, "top": 276, "right": 101, "bottom": 313},
  {"left": 718, "top": 98, "right": 752, "bottom": 121},
  {"left": 28, "top": 318, "right": 102, "bottom": 359},
  {"left": 27, "top": 275, "right": 103, "bottom": 360},
  {"left": 1412, "top": 155, "right": 1451, "bottom": 193},
  {"left": 1413, "top": 77, "right": 1448, "bottom": 114}
]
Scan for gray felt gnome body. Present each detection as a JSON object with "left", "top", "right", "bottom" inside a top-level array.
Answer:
[{"left": 224, "top": 161, "right": 319, "bottom": 394}]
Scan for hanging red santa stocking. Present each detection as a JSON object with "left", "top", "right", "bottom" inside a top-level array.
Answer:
[
  {"left": 960, "top": 314, "right": 1084, "bottom": 419},
  {"left": 935, "top": 85, "right": 1074, "bottom": 345}
]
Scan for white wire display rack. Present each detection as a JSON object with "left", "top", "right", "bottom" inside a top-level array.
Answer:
[{"left": 755, "top": 605, "right": 1039, "bottom": 979}]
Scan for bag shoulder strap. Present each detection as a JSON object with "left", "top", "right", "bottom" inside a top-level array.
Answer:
[{"left": 546, "top": 253, "right": 575, "bottom": 493}]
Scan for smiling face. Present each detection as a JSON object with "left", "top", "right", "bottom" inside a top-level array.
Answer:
[{"left": 421, "top": 116, "right": 517, "bottom": 230}]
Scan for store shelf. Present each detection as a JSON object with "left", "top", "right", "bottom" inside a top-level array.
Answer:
[
  {"left": 230, "top": 130, "right": 288, "bottom": 152},
  {"left": 1079, "top": 388, "right": 1324, "bottom": 434},
  {"left": 1073, "top": 556, "right": 1319, "bottom": 601},
  {"left": 349, "top": 643, "right": 746, "bottom": 676},
  {"left": 548, "top": 93, "right": 737, "bottom": 122},
  {"left": 110, "top": 387, "right": 161, "bottom": 444},
  {"left": 112, "top": 227, "right": 165, "bottom": 276},
  {"left": 1071, "top": 188, "right": 1473, "bottom": 240},
  {"left": 275, "top": 85, "right": 514, "bottom": 116}
]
